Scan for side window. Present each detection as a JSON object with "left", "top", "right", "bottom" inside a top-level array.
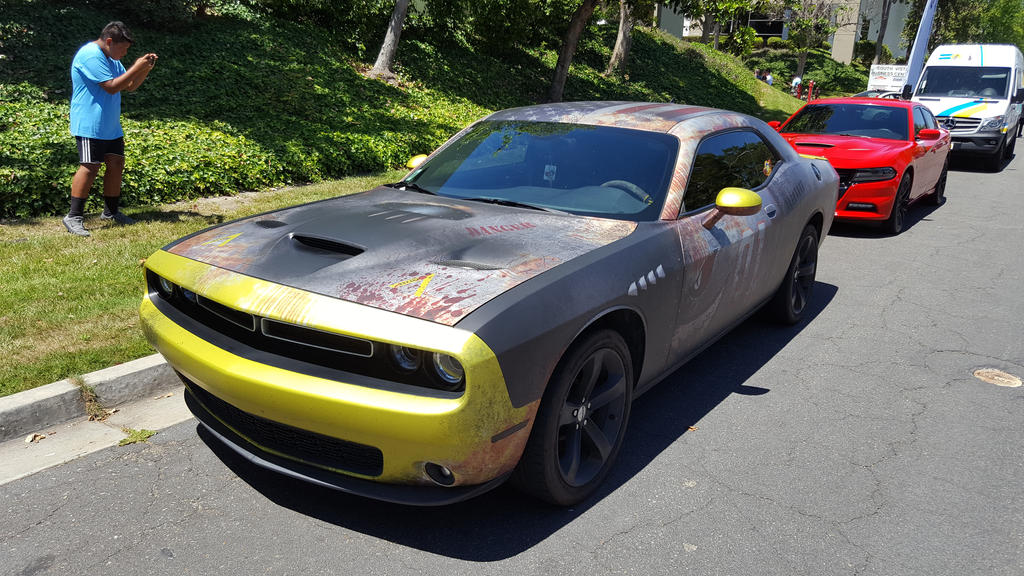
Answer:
[
  {"left": 684, "top": 130, "right": 778, "bottom": 212},
  {"left": 912, "top": 107, "right": 928, "bottom": 137},
  {"left": 920, "top": 107, "right": 939, "bottom": 130}
]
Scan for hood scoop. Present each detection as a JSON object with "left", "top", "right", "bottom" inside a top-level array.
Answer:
[
  {"left": 795, "top": 142, "right": 834, "bottom": 148},
  {"left": 291, "top": 234, "right": 364, "bottom": 258}
]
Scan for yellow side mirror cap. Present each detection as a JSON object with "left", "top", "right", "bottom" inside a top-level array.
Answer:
[{"left": 406, "top": 154, "right": 428, "bottom": 169}]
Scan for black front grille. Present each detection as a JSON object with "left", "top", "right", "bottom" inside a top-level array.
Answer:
[
  {"left": 834, "top": 168, "right": 855, "bottom": 199},
  {"left": 185, "top": 378, "right": 384, "bottom": 477}
]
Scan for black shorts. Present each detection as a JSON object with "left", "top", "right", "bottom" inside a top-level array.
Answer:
[{"left": 76, "top": 136, "right": 125, "bottom": 164}]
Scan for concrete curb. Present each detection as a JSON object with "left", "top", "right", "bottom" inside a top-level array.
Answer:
[{"left": 0, "top": 354, "right": 178, "bottom": 443}]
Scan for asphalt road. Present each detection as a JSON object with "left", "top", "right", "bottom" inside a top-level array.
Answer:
[{"left": 3, "top": 151, "right": 1023, "bottom": 576}]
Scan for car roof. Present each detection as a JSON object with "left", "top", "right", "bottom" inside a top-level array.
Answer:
[
  {"left": 805, "top": 97, "right": 916, "bottom": 109},
  {"left": 484, "top": 101, "right": 733, "bottom": 134}
]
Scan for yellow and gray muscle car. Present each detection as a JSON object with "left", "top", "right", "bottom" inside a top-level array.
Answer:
[{"left": 140, "top": 102, "right": 837, "bottom": 506}]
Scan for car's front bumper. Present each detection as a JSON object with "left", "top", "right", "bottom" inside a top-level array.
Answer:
[
  {"left": 140, "top": 250, "right": 538, "bottom": 505},
  {"left": 834, "top": 178, "right": 898, "bottom": 222},
  {"left": 949, "top": 132, "right": 1005, "bottom": 155}
]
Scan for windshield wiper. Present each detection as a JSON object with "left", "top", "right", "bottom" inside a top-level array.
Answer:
[
  {"left": 460, "top": 197, "right": 554, "bottom": 212},
  {"left": 384, "top": 181, "right": 436, "bottom": 195}
]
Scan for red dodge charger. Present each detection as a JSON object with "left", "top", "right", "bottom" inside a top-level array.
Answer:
[{"left": 771, "top": 98, "right": 950, "bottom": 235}]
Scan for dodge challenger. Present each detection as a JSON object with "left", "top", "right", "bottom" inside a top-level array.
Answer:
[{"left": 140, "top": 102, "right": 838, "bottom": 506}]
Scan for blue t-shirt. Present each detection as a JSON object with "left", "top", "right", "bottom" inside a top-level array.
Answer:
[{"left": 70, "top": 42, "right": 127, "bottom": 139}]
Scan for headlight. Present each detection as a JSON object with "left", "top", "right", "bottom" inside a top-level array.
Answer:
[
  {"left": 980, "top": 116, "right": 1006, "bottom": 131},
  {"left": 432, "top": 353, "right": 464, "bottom": 387},
  {"left": 156, "top": 276, "right": 175, "bottom": 298},
  {"left": 388, "top": 345, "right": 421, "bottom": 372},
  {"left": 851, "top": 167, "right": 897, "bottom": 183}
]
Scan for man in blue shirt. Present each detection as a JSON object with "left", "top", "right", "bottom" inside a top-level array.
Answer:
[{"left": 64, "top": 21, "right": 157, "bottom": 236}]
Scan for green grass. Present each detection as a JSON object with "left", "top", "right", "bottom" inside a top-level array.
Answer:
[{"left": 0, "top": 170, "right": 404, "bottom": 397}]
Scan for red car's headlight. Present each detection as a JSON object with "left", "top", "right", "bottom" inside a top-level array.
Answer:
[{"left": 851, "top": 167, "right": 897, "bottom": 183}]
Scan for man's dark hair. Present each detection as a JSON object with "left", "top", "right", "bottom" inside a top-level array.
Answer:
[{"left": 100, "top": 22, "right": 134, "bottom": 45}]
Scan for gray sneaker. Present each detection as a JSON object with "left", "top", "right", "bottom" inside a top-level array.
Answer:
[
  {"left": 101, "top": 211, "right": 136, "bottom": 225},
  {"left": 62, "top": 215, "right": 91, "bottom": 237}
]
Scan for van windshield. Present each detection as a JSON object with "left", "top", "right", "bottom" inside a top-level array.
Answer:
[{"left": 916, "top": 66, "right": 1011, "bottom": 99}]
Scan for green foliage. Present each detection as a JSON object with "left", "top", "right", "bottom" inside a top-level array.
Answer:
[
  {"left": 767, "top": 36, "right": 794, "bottom": 50},
  {"left": 724, "top": 25, "right": 758, "bottom": 57},
  {"left": 745, "top": 47, "right": 868, "bottom": 96},
  {"left": 1, "top": 0, "right": 804, "bottom": 219},
  {"left": 854, "top": 39, "right": 892, "bottom": 67}
]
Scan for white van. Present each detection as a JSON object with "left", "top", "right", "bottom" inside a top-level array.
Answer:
[{"left": 912, "top": 44, "right": 1024, "bottom": 170}]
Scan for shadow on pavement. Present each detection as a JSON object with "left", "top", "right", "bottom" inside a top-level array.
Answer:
[{"left": 198, "top": 283, "right": 838, "bottom": 561}]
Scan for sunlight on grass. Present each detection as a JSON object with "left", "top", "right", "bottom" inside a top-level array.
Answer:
[{"left": 0, "top": 170, "right": 405, "bottom": 397}]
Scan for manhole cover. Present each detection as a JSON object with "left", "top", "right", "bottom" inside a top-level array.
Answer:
[{"left": 973, "top": 368, "right": 1022, "bottom": 388}]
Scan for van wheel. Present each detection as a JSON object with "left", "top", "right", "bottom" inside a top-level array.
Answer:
[{"left": 987, "top": 136, "right": 1006, "bottom": 171}]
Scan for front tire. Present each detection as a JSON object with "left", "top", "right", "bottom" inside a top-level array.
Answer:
[
  {"left": 512, "top": 329, "right": 633, "bottom": 506},
  {"left": 986, "top": 135, "right": 1006, "bottom": 171},
  {"left": 883, "top": 173, "right": 912, "bottom": 235},
  {"left": 767, "top": 224, "right": 819, "bottom": 325}
]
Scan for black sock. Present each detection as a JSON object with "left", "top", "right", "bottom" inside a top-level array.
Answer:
[
  {"left": 68, "top": 196, "right": 87, "bottom": 218},
  {"left": 102, "top": 195, "right": 120, "bottom": 216}
]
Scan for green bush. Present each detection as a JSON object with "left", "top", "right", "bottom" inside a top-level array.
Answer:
[
  {"left": 854, "top": 39, "right": 892, "bottom": 66},
  {"left": 767, "top": 36, "right": 794, "bottom": 50},
  {"left": 724, "top": 26, "right": 758, "bottom": 57}
]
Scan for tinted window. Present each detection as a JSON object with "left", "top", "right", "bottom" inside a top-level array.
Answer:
[
  {"left": 782, "top": 103, "right": 909, "bottom": 141},
  {"left": 684, "top": 131, "right": 777, "bottom": 211},
  {"left": 920, "top": 107, "right": 939, "bottom": 129},
  {"left": 407, "top": 121, "right": 679, "bottom": 221},
  {"left": 916, "top": 66, "right": 1011, "bottom": 99},
  {"left": 912, "top": 107, "right": 928, "bottom": 137}
]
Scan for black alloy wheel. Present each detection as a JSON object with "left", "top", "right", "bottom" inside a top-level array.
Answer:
[
  {"left": 513, "top": 329, "right": 633, "bottom": 506},
  {"left": 883, "top": 174, "right": 912, "bottom": 235},
  {"left": 768, "top": 224, "right": 819, "bottom": 325},
  {"left": 929, "top": 161, "right": 948, "bottom": 206}
]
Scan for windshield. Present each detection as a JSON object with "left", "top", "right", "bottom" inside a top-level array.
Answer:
[
  {"left": 916, "top": 66, "right": 1011, "bottom": 99},
  {"left": 405, "top": 121, "right": 679, "bottom": 221},
  {"left": 782, "top": 103, "right": 909, "bottom": 141}
]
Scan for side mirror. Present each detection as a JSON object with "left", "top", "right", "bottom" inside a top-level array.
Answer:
[
  {"left": 917, "top": 128, "right": 941, "bottom": 140},
  {"left": 767, "top": 120, "right": 782, "bottom": 131},
  {"left": 703, "top": 188, "right": 763, "bottom": 230},
  {"left": 1014, "top": 88, "right": 1024, "bottom": 104},
  {"left": 406, "top": 154, "right": 428, "bottom": 169},
  {"left": 901, "top": 84, "right": 913, "bottom": 100}
]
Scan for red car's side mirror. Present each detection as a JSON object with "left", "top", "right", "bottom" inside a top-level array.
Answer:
[
  {"left": 918, "top": 128, "right": 941, "bottom": 140},
  {"left": 767, "top": 120, "right": 782, "bottom": 131}
]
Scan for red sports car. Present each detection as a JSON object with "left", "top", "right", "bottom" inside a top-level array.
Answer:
[{"left": 770, "top": 97, "right": 951, "bottom": 234}]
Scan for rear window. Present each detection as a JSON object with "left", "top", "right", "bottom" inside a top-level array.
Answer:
[{"left": 782, "top": 104, "right": 909, "bottom": 141}]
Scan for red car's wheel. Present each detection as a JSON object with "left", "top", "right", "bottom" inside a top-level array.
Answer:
[
  {"left": 883, "top": 173, "right": 912, "bottom": 235},
  {"left": 929, "top": 161, "right": 948, "bottom": 206}
]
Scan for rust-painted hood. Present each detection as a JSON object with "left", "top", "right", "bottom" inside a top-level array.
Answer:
[{"left": 165, "top": 187, "right": 637, "bottom": 325}]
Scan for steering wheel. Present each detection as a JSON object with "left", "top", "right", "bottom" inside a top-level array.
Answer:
[{"left": 600, "top": 180, "right": 652, "bottom": 205}]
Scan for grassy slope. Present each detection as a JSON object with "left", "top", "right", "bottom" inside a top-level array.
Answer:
[{"left": 0, "top": 3, "right": 805, "bottom": 397}]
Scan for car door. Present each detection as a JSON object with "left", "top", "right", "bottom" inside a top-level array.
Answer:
[
  {"left": 911, "top": 106, "right": 942, "bottom": 199},
  {"left": 668, "top": 129, "right": 777, "bottom": 363}
]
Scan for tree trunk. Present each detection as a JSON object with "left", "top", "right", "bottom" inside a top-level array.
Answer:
[
  {"left": 605, "top": 0, "right": 634, "bottom": 76},
  {"left": 796, "top": 49, "right": 809, "bottom": 78},
  {"left": 713, "top": 21, "right": 721, "bottom": 50},
  {"left": 548, "top": 0, "right": 598, "bottom": 103},
  {"left": 873, "top": 0, "right": 892, "bottom": 64},
  {"left": 368, "top": 0, "right": 411, "bottom": 81},
  {"left": 701, "top": 13, "right": 713, "bottom": 43}
]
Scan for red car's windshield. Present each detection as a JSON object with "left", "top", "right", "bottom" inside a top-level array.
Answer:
[{"left": 783, "top": 104, "right": 909, "bottom": 141}]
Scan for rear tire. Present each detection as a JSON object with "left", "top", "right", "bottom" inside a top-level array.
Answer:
[
  {"left": 512, "top": 329, "right": 633, "bottom": 506},
  {"left": 883, "top": 174, "right": 912, "bottom": 235},
  {"left": 929, "top": 161, "right": 947, "bottom": 206},
  {"left": 767, "top": 224, "right": 819, "bottom": 325}
]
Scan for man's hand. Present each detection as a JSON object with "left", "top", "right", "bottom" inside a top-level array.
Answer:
[{"left": 135, "top": 53, "right": 158, "bottom": 68}]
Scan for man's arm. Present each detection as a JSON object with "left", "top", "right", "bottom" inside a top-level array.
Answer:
[{"left": 100, "top": 54, "right": 157, "bottom": 94}]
